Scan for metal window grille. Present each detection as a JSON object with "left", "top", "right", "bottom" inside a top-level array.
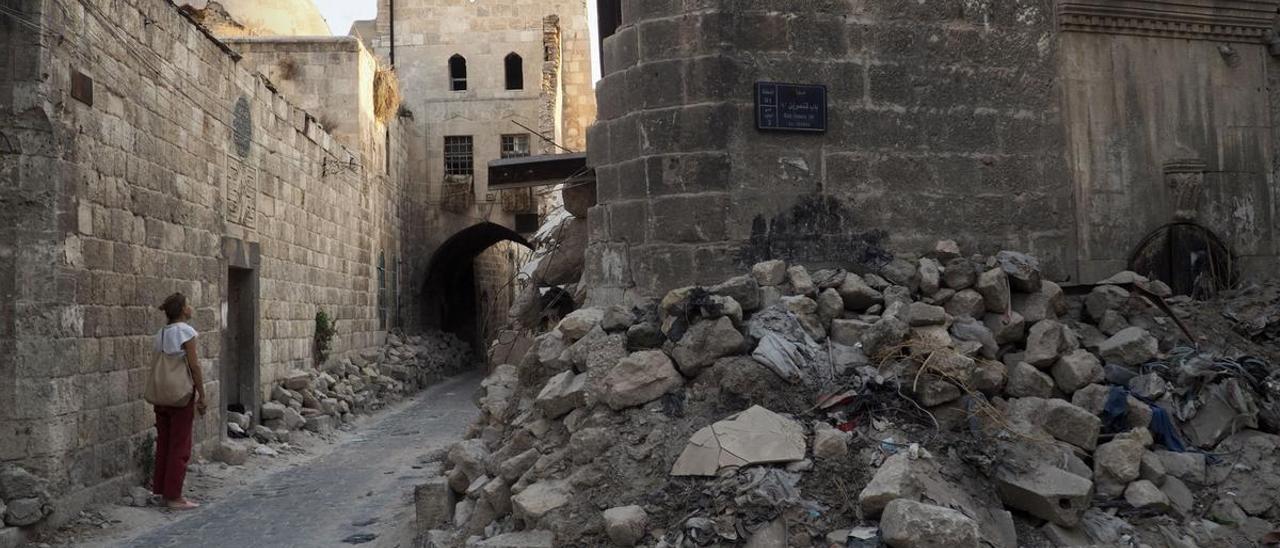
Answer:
[
  {"left": 449, "top": 54, "right": 467, "bottom": 91},
  {"left": 500, "top": 134, "right": 530, "bottom": 159},
  {"left": 444, "top": 136, "right": 474, "bottom": 175}
]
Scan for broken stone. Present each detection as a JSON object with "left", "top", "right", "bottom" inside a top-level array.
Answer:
[
  {"left": 1093, "top": 438, "right": 1144, "bottom": 497},
  {"left": 1070, "top": 384, "right": 1152, "bottom": 430},
  {"left": 1041, "top": 399, "right": 1101, "bottom": 450},
  {"left": 1155, "top": 451, "right": 1206, "bottom": 483},
  {"left": 1040, "top": 523, "right": 1090, "bottom": 547},
  {"left": 969, "top": 360, "right": 1007, "bottom": 395},
  {"left": 304, "top": 415, "right": 334, "bottom": 434},
  {"left": 1085, "top": 285, "right": 1130, "bottom": 322},
  {"left": 817, "top": 288, "right": 843, "bottom": 324},
  {"left": 942, "top": 258, "right": 976, "bottom": 290},
  {"left": 1050, "top": 350, "right": 1103, "bottom": 394},
  {"left": 858, "top": 452, "right": 922, "bottom": 516},
  {"left": 600, "top": 306, "right": 637, "bottom": 332},
  {"left": 812, "top": 422, "right": 851, "bottom": 460},
  {"left": 671, "top": 406, "right": 806, "bottom": 476},
  {"left": 1006, "top": 362, "right": 1054, "bottom": 398},
  {"left": 1097, "top": 327, "right": 1158, "bottom": 366},
  {"left": 983, "top": 311, "right": 1025, "bottom": 345},
  {"left": 600, "top": 351, "right": 684, "bottom": 410},
  {"left": 950, "top": 318, "right": 997, "bottom": 359},
  {"left": 918, "top": 258, "right": 942, "bottom": 296},
  {"left": 535, "top": 370, "right": 588, "bottom": 419},
  {"left": 481, "top": 478, "right": 512, "bottom": 518},
  {"left": 838, "top": 273, "right": 883, "bottom": 311},
  {"left": 995, "top": 251, "right": 1041, "bottom": 293},
  {"left": 1161, "top": 476, "right": 1195, "bottom": 518},
  {"left": 1098, "top": 310, "right": 1129, "bottom": 336},
  {"left": 415, "top": 478, "right": 456, "bottom": 531},
  {"left": 213, "top": 442, "right": 249, "bottom": 466},
  {"left": 568, "top": 427, "right": 612, "bottom": 465},
  {"left": 1139, "top": 451, "right": 1166, "bottom": 484},
  {"left": 752, "top": 260, "right": 787, "bottom": 286},
  {"left": 602, "top": 505, "right": 647, "bottom": 547},
  {"left": 261, "top": 401, "right": 286, "bottom": 420},
  {"left": 880, "top": 258, "right": 920, "bottom": 293},
  {"left": 944, "top": 289, "right": 985, "bottom": 319},
  {"left": 913, "top": 377, "right": 962, "bottom": 407},
  {"left": 780, "top": 295, "right": 825, "bottom": 340},
  {"left": 0, "top": 466, "right": 48, "bottom": 501},
  {"left": 861, "top": 316, "right": 909, "bottom": 358},
  {"left": 712, "top": 275, "right": 762, "bottom": 312},
  {"left": 670, "top": 316, "right": 745, "bottom": 376},
  {"left": 625, "top": 322, "right": 664, "bottom": 350},
  {"left": 1183, "top": 378, "right": 1258, "bottom": 448},
  {"left": 282, "top": 407, "right": 306, "bottom": 430},
  {"left": 1011, "top": 280, "right": 1065, "bottom": 323},
  {"left": 1124, "top": 480, "right": 1170, "bottom": 511},
  {"left": 449, "top": 440, "right": 490, "bottom": 484},
  {"left": 469, "top": 530, "right": 554, "bottom": 547},
  {"left": 881, "top": 499, "right": 979, "bottom": 548},
  {"left": 975, "top": 267, "right": 1010, "bottom": 314},
  {"left": 558, "top": 308, "right": 604, "bottom": 342},
  {"left": 908, "top": 302, "right": 946, "bottom": 326},
  {"left": 934, "top": 240, "right": 961, "bottom": 262},
  {"left": 3, "top": 498, "right": 47, "bottom": 527},
  {"left": 511, "top": 480, "right": 572, "bottom": 524},
  {"left": 787, "top": 265, "right": 816, "bottom": 295},
  {"left": 1128, "top": 373, "right": 1168, "bottom": 400},
  {"left": 995, "top": 464, "right": 1093, "bottom": 527},
  {"left": 829, "top": 316, "right": 870, "bottom": 345},
  {"left": 499, "top": 449, "right": 540, "bottom": 483},
  {"left": 1024, "top": 320, "right": 1077, "bottom": 368}
]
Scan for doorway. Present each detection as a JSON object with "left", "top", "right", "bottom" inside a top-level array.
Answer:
[{"left": 223, "top": 266, "right": 259, "bottom": 414}]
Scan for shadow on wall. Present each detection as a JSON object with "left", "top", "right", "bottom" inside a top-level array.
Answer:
[
  {"left": 737, "top": 194, "right": 892, "bottom": 272},
  {"left": 423, "top": 223, "right": 531, "bottom": 354}
]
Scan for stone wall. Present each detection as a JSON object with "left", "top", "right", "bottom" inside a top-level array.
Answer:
[
  {"left": 583, "top": 0, "right": 1280, "bottom": 304},
  {"left": 473, "top": 241, "right": 530, "bottom": 345},
  {"left": 0, "top": 0, "right": 415, "bottom": 519}
]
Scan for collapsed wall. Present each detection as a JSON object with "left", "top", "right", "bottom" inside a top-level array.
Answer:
[
  {"left": 582, "top": 0, "right": 1280, "bottom": 305},
  {"left": 0, "top": 0, "right": 418, "bottom": 525}
]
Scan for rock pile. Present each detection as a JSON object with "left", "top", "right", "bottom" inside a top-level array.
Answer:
[
  {"left": 420, "top": 242, "right": 1280, "bottom": 547},
  {"left": 223, "top": 330, "right": 472, "bottom": 449}
]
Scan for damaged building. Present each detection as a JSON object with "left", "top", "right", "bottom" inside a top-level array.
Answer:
[{"left": 4, "top": 0, "right": 1280, "bottom": 545}]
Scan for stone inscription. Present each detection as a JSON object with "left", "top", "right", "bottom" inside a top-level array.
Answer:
[
  {"left": 226, "top": 153, "right": 258, "bottom": 229},
  {"left": 755, "top": 82, "right": 827, "bottom": 133}
]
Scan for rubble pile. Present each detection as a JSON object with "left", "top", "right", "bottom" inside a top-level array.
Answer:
[
  {"left": 224, "top": 330, "right": 473, "bottom": 446},
  {"left": 422, "top": 242, "right": 1280, "bottom": 547}
]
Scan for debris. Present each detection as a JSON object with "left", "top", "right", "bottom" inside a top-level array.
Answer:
[
  {"left": 880, "top": 499, "right": 979, "bottom": 548},
  {"left": 600, "top": 351, "right": 684, "bottom": 410},
  {"left": 602, "top": 505, "right": 647, "bottom": 547},
  {"left": 670, "top": 406, "right": 806, "bottom": 476},
  {"left": 995, "top": 465, "right": 1093, "bottom": 527}
]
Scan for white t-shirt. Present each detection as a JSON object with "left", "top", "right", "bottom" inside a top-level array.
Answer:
[{"left": 155, "top": 322, "right": 198, "bottom": 356}]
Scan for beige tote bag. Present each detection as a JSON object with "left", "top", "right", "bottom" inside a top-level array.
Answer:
[{"left": 143, "top": 349, "right": 194, "bottom": 407}]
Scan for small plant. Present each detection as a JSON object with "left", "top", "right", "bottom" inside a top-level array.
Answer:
[{"left": 315, "top": 310, "right": 337, "bottom": 366}]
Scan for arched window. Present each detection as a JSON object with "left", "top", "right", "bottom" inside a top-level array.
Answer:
[
  {"left": 449, "top": 54, "right": 467, "bottom": 91},
  {"left": 504, "top": 53, "right": 523, "bottom": 90}
]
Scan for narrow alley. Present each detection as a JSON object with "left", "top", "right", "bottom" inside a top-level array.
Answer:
[{"left": 103, "top": 373, "right": 481, "bottom": 548}]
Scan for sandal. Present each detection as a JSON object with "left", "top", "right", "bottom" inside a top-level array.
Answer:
[{"left": 164, "top": 498, "right": 200, "bottom": 510}]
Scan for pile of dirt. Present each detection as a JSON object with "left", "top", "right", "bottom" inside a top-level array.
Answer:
[{"left": 422, "top": 242, "right": 1280, "bottom": 547}]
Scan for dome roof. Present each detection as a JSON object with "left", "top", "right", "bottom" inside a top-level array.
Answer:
[{"left": 183, "top": 0, "right": 332, "bottom": 37}]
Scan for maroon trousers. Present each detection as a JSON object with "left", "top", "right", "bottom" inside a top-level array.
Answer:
[{"left": 152, "top": 401, "right": 195, "bottom": 501}]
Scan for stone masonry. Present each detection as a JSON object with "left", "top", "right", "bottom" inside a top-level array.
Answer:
[
  {"left": 582, "top": 0, "right": 1280, "bottom": 304},
  {"left": 0, "top": 0, "right": 420, "bottom": 522}
]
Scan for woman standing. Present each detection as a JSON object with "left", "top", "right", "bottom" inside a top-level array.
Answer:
[{"left": 150, "top": 293, "right": 207, "bottom": 510}]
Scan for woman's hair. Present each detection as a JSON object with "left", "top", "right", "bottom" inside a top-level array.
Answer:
[{"left": 159, "top": 293, "right": 187, "bottom": 322}]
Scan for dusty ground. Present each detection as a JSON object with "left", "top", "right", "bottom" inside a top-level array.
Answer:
[{"left": 35, "top": 371, "right": 483, "bottom": 548}]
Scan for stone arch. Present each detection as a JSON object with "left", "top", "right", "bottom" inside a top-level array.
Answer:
[
  {"left": 423, "top": 223, "right": 531, "bottom": 351},
  {"left": 449, "top": 54, "right": 467, "bottom": 91}
]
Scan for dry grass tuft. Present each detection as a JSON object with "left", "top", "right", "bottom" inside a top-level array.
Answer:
[{"left": 373, "top": 64, "right": 401, "bottom": 124}]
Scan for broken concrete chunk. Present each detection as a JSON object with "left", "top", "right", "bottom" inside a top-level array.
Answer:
[
  {"left": 983, "top": 311, "right": 1026, "bottom": 345},
  {"left": 600, "top": 351, "right": 684, "bottom": 410},
  {"left": 975, "top": 267, "right": 1011, "bottom": 314},
  {"left": 880, "top": 258, "right": 920, "bottom": 293},
  {"left": 942, "top": 258, "right": 977, "bottom": 290},
  {"left": 908, "top": 302, "right": 947, "bottom": 326},
  {"left": 861, "top": 316, "right": 910, "bottom": 358},
  {"left": 812, "top": 423, "right": 851, "bottom": 460},
  {"left": 881, "top": 499, "right": 980, "bottom": 548},
  {"left": 671, "top": 406, "right": 806, "bottom": 476},
  {"left": 817, "top": 288, "right": 843, "bottom": 324},
  {"left": 858, "top": 452, "right": 923, "bottom": 516},
  {"left": 995, "top": 465, "right": 1093, "bottom": 527},
  {"left": 1097, "top": 327, "right": 1158, "bottom": 366},
  {"left": 415, "top": 477, "right": 456, "bottom": 532},
  {"left": 950, "top": 318, "right": 997, "bottom": 359},
  {"left": 1051, "top": 349, "right": 1103, "bottom": 394},
  {"left": 1093, "top": 438, "right": 1144, "bottom": 490},
  {"left": 602, "top": 505, "right": 648, "bottom": 547},
  {"left": 830, "top": 319, "right": 871, "bottom": 347},
  {"left": 752, "top": 260, "right": 787, "bottom": 286}
]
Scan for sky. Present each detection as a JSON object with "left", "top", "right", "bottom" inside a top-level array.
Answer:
[{"left": 313, "top": 0, "right": 377, "bottom": 36}]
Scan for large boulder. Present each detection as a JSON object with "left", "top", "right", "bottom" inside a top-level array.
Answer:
[
  {"left": 881, "top": 499, "right": 979, "bottom": 548},
  {"left": 600, "top": 351, "right": 684, "bottom": 410}
]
